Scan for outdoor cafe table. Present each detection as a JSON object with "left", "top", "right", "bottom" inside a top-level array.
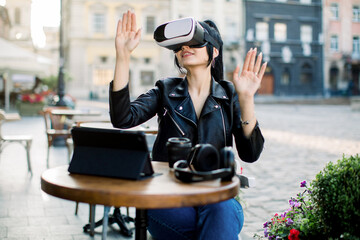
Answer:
[
  {"left": 50, "top": 109, "right": 102, "bottom": 117},
  {"left": 50, "top": 109, "right": 103, "bottom": 127},
  {"left": 41, "top": 162, "right": 240, "bottom": 240}
]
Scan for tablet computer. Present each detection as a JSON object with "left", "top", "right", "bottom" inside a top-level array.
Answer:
[{"left": 68, "top": 126, "right": 154, "bottom": 180}]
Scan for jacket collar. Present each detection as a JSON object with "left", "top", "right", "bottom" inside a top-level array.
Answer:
[
  {"left": 168, "top": 77, "right": 229, "bottom": 100},
  {"left": 168, "top": 77, "right": 230, "bottom": 124}
]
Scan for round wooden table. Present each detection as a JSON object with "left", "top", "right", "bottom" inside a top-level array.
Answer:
[{"left": 41, "top": 162, "right": 239, "bottom": 240}]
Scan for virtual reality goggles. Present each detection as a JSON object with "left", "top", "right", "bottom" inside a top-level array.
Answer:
[{"left": 154, "top": 17, "right": 220, "bottom": 52}]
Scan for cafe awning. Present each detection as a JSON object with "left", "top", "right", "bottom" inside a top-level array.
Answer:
[{"left": 0, "top": 37, "right": 53, "bottom": 110}]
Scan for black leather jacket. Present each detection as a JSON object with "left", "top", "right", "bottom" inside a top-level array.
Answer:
[{"left": 109, "top": 77, "right": 264, "bottom": 163}]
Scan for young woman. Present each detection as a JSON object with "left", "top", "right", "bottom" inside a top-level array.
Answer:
[{"left": 110, "top": 11, "right": 266, "bottom": 240}]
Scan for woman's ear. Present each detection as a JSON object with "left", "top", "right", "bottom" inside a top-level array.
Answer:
[{"left": 213, "top": 47, "right": 219, "bottom": 59}]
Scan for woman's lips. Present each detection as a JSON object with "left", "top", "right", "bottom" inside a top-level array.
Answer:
[{"left": 182, "top": 51, "right": 193, "bottom": 58}]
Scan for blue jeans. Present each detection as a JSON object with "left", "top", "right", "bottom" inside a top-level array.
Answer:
[{"left": 147, "top": 199, "right": 244, "bottom": 240}]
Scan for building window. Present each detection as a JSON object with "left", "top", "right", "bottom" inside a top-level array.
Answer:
[
  {"left": 14, "top": 7, "right": 21, "bottom": 25},
  {"left": 300, "top": 63, "right": 312, "bottom": 84},
  {"left": 281, "top": 68, "right": 290, "bottom": 85},
  {"left": 93, "top": 69, "right": 114, "bottom": 86},
  {"left": 353, "top": 36, "right": 360, "bottom": 54},
  {"left": 93, "top": 13, "right": 106, "bottom": 33},
  {"left": 256, "top": 22, "right": 268, "bottom": 41},
  {"left": 300, "top": 25, "right": 312, "bottom": 43},
  {"left": 300, "top": 0, "right": 311, "bottom": 4},
  {"left": 146, "top": 16, "right": 155, "bottom": 34},
  {"left": 274, "top": 23, "right": 287, "bottom": 42},
  {"left": 141, "top": 71, "right": 154, "bottom": 86},
  {"left": 330, "top": 3, "right": 339, "bottom": 20},
  {"left": 100, "top": 56, "right": 108, "bottom": 63},
  {"left": 353, "top": 6, "right": 360, "bottom": 22},
  {"left": 144, "top": 58, "right": 151, "bottom": 64},
  {"left": 330, "top": 35, "right": 339, "bottom": 52},
  {"left": 226, "top": 18, "right": 238, "bottom": 42}
]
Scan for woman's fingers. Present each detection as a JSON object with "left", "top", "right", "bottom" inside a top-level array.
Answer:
[
  {"left": 118, "top": 11, "right": 137, "bottom": 34},
  {"left": 126, "top": 10, "right": 131, "bottom": 31},
  {"left": 121, "top": 12, "right": 127, "bottom": 33},
  {"left": 118, "top": 11, "right": 138, "bottom": 36},
  {"left": 116, "top": 19, "right": 122, "bottom": 35},
  {"left": 258, "top": 62, "right": 268, "bottom": 80},
  {"left": 242, "top": 48, "right": 266, "bottom": 78},
  {"left": 131, "top": 12, "right": 137, "bottom": 32},
  {"left": 233, "top": 64, "right": 240, "bottom": 80},
  {"left": 242, "top": 48, "right": 252, "bottom": 73},
  {"left": 254, "top": 52, "right": 263, "bottom": 75},
  {"left": 248, "top": 48, "right": 257, "bottom": 72}
]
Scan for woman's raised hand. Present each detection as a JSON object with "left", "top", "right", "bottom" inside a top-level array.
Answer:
[
  {"left": 233, "top": 48, "right": 267, "bottom": 100},
  {"left": 115, "top": 10, "right": 141, "bottom": 61}
]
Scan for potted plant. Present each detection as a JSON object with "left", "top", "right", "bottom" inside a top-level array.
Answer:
[
  {"left": 16, "top": 92, "right": 46, "bottom": 116},
  {"left": 256, "top": 154, "right": 360, "bottom": 240}
]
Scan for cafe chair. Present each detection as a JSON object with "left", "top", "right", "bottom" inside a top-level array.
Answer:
[
  {"left": 0, "top": 109, "right": 33, "bottom": 174},
  {"left": 40, "top": 106, "right": 72, "bottom": 168}
]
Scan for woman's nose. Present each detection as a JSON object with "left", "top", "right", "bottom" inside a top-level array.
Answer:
[{"left": 181, "top": 45, "right": 190, "bottom": 51}]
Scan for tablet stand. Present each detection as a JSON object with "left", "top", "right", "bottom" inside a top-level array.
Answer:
[{"left": 83, "top": 207, "right": 134, "bottom": 237}]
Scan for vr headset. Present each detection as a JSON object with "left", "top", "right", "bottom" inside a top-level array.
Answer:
[{"left": 154, "top": 17, "right": 220, "bottom": 52}]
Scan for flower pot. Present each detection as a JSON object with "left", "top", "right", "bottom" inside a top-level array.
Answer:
[{"left": 16, "top": 101, "right": 45, "bottom": 116}]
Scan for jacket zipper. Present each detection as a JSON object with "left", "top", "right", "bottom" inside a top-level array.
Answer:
[
  {"left": 220, "top": 106, "right": 227, "bottom": 146},
  {"left": 163, "top": 107, "right": 185, "bottom": 136}
]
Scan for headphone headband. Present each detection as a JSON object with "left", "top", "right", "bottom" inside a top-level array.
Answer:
[
  {"left": 173, "top": 145, "right": 235, "bottom": 183},
  {"left": 174, "top": 160, "right": 233, "bottom": 182}
]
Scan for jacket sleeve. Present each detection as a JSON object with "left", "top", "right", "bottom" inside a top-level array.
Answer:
[
  {"left": 109, "top": 81, "right": 161, "bottom": 128},
  {"left": 232, "top": 92, "right": 265, "bottom": 163}
]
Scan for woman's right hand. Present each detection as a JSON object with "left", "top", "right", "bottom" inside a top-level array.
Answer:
[{"left": 115, "top": 10, "right": 141, "bottom": 61}]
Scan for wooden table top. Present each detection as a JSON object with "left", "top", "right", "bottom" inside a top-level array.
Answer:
[
  {"left": 41, "top": 162, "right": 239, "bottom": 209},
  {"left": 51, "top": 109, "right": 102, "bottom": 117}
]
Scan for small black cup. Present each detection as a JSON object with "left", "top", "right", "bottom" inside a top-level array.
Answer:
[{"left": 166, "top": 137, "right": 192, "bottom": 168}]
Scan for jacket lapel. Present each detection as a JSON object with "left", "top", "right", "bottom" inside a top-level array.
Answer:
[
  {"left": 168, "top": 79, "right": 197, "bottom": 125},
  {"left": 167, "top": 78, "right": 230, "bottom": 123},
  {"left": 200, "top": 78, "right": 229, "bottom": 117}
]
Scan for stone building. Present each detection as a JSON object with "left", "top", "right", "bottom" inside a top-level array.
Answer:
[
  {"left": 323, "top": 0, "right": 360, "bottom": 96},
  {"left": 4, "top": 0, "right": 33, "bottom": 50},
  {"left": 0, "top": 5, "right": 11, "bottom": 39},
  {"left": 61, "top": 0, "right": 244, "bottom": 99},
  {"left": 244, "top": 0, "right": 323, "bottom": 96}
]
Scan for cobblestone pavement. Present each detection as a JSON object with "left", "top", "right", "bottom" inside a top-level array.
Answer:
[
  {"left": 240, "top": 103, "right": 360, "bottom": 239},
  {"left": 0, "top": 100, "right": 359, "bottom": 240}
]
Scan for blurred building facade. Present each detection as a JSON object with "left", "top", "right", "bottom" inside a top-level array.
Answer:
[
  {"left": 245, "top": 0, "right": 323, "bottom": 96},
  {"left": 323, "top": 0, "right": 360, "bottom": 96},
  {"left": 3, "top": 0, "right": 360, "bottom": 100},
  {"left": 0, "top": 5, "right": 11, "bottom": 39},
  {"left": 62, "top": 0, "right": 244, "bottom": 99},
  {"left": 0, "top": 0, "right": 54, "bottom": 110},
  {"left": 2, "top": 0, "right": 58, "bottom": 75},
  {"left": 5, "top": 0, "right": 33, "bottom": 51}
]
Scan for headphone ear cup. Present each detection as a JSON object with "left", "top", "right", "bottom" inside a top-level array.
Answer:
[
  {"left": 220, "top": 147, "right": 236, "bottom": 181},
  {"left": 192, "top": 144, "right": 220, "bottom": 171}
]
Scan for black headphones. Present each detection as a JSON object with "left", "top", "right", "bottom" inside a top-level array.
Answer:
[{"left": 173, "top": 144, "right": 235, "bottom": 183}]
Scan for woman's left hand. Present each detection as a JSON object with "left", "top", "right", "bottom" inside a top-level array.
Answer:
[{"left": 233, "top": 48, "right": 267, "bottom": 100}]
